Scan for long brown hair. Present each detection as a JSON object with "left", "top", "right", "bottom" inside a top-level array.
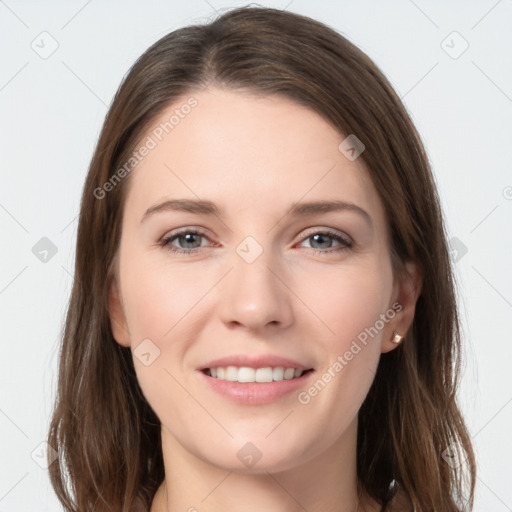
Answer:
[{"left": 47, "top": 6, "right": 476, "bottom": 511}]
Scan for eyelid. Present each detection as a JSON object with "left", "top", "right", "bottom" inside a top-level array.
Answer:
[
  {"left": 298, "top": 226, "right": 353, "bottom": 245},
  {"left": 159, "top": 226, "right": 213, "bottom": 242}
]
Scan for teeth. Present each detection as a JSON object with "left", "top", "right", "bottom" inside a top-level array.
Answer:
[
  {"left": 272, "top": 367, "right": 284, "bottom": 381},
  {"left": 225, "top": 366, "right": 238, "bottom": 381},
  {"left": 207, "top": 366, "right": 305, "bottom": 383},
  {"left": 284, "top": 368, "right": 295, "bottom": 380}
]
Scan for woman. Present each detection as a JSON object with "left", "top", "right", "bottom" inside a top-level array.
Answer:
[{"left": 47, "top": 6, "right": 476, "bottom": 511}]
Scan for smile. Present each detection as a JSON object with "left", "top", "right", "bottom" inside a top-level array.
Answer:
[{"left": 203, "top": 366, "right": 314, "bottom": 383}]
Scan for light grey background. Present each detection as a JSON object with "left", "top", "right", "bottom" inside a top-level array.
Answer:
[{"left": 1, "top": 0, "right": 511, "bottom": 510}]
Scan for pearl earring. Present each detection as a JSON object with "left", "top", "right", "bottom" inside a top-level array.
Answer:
[{"left": 391, "top": 331, "right": 402, "bottom": 344}]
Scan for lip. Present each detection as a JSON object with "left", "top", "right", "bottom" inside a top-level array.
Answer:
[
  {"left": 199, "top": 354, "right": 312, "bottom": 371},
  {"left": 198, "top": 369, "right": 315, "bottom": 405}
]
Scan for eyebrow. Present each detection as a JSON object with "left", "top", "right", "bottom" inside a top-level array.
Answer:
[{"left": 141, "top": 198, "right": 372, "bottom": 227}]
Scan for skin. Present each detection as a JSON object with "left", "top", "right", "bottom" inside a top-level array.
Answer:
[{"left": 108, "top": 87, "right": 422, "bottom": 512}]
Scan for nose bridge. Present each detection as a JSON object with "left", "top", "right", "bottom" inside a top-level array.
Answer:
[{"left": 218, "top": 233, "right": 293, "bottom": 330}]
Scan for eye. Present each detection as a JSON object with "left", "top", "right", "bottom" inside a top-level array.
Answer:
[
  {"left": 158, "top": 228, "right": 353, "bottom": 255},
  {"left": 158, "top": 229, "right": 213, "bottom": 254},
  {"left": 297, "top": 229, "right": 353, "bottom": 254}
]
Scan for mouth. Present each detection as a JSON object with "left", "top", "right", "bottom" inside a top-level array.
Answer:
[{"left": 201, "top": 366, "right": 315, "bottom": 383}]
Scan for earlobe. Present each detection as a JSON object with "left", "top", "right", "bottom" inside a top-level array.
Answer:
[
  {"left": 107, "top": 279, "right": 131, "bottom": 347},
  {"left": 382, "top": 260, "right": 423, "bottom": 353}
]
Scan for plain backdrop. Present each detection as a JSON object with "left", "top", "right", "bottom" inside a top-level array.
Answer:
[{"left": 1, "top": 0, "right": 511, "bottom": 510}]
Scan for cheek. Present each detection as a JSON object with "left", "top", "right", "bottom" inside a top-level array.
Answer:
[
  {"left": 293, "top": 262, "right": 391, "bottom": 410},
  {"left": 119, "top": 255, "right": 199, "bottom": 423},
  {"left": 120, "top": 252, "right": 207, "bottom": 343},
  {"left": 288, "top": 265, "right": 390, "bottom": 447},
  {"left": 298, "top": 260, "right": 392, "bottom": 350}
]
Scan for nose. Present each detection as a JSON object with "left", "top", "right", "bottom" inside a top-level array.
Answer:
[{"left": 217, "top": 244, "right": 294, "bottom": 333}]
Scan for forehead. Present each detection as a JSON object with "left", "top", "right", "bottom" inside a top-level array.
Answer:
[{"left": 124, "top": 88, "right": 384, "bottom": 227}]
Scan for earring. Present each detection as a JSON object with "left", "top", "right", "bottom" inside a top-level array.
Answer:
[{"left": 391, "top": 331, "right": 402, "bottom": 344}]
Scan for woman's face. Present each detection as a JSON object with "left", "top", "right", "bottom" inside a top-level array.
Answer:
[{"left": 108, "top": 88, "right": 418, "bottom": 473}]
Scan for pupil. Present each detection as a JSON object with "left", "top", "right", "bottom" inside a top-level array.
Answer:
[
  {"left": 312, "top": 234, "right": 330, "bottom": 249},
  {"left": 182, "top": 233, "right": 199, "bottom": 248}
]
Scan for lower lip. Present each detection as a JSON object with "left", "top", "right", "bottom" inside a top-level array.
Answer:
[{"left": 198, "top": 370, "right": 315, "bottom": 405}]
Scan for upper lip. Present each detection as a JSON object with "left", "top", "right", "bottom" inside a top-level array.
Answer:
[{"left": 199, "top": 354, "right": 313, "bottom": 371}]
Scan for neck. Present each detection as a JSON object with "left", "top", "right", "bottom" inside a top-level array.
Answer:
[{"left": 150, "top": 417, "right": 378, "bottom": 512}]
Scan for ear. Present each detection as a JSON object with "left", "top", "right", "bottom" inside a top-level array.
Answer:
[
  {"left": 107, "top": 278, "right": 131, "bottom": 347},
  {"left": 381, "top": 260, "right": 423, "bottom": 353}
]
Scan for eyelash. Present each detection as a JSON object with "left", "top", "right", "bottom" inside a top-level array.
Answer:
[{"left": 158, "top": 228, "right": 353, "bottom": 255}]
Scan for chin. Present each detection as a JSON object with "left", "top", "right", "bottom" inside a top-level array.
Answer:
[{"left": 193, "top": 433, "right": 315, "bottom": 475}]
